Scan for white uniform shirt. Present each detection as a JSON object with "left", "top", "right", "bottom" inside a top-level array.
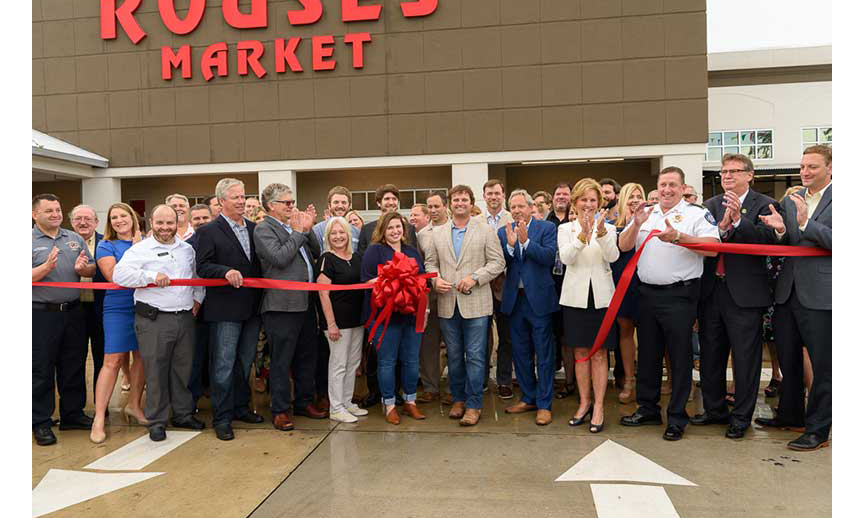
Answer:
[
  {"left": 113, "top": 236, "right": 205, "bottom": 311},
  {"left": 629, "top": 198, "right": 720, "bottom": 285}
]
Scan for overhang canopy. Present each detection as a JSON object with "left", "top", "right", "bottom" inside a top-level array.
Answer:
[{"left": 32, "top": 129, "right": 108, "bottom": 169}]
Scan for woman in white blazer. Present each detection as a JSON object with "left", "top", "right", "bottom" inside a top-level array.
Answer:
[{"left": 558, "top": 178, "right": 620, "bottom": 433}]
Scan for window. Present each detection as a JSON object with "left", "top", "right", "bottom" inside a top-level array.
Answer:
[
  {"left": 802, "top": 126, "right": 831, "bottom": 152},
  {"left": 350, "top": 188, "right": 448, "bottom": 211},
  {"left": 706, "top": 129, "right": 773, "bottom": 161}
]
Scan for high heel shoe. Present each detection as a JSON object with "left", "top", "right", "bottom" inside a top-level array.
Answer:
[
  {"left": 589, "top": 417, "right": 605, "bottom": 434},
  {"left": 618, "top": 377, "right": 636, "bottom": 404},
  {"left": 89, "top": 427, "right": 107, "bottom": 444},
  {"left": 568, "top": 404, "right": 593, "bottom": 426},
  {"left": 555, "top": 382, "right": 576, "bottom": 399},
  {"left": 123, "top": 407, "right": 149, "bottom": 426}
]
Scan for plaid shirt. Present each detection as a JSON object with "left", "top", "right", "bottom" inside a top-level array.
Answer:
[{"left": 221, "top": 213, "right": 251, "bottom": 261}]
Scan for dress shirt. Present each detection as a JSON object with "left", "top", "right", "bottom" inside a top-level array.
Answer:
[
  {"left": 80, "top": 233, "right": 96, "bottom": 302},
  {"left": 271, "top": 216, "right": 314, "bottom": 283},
  {"left": 451, "top": 222, "right": 468, "bottom": 260},
  {"left": 178, "top": 224, "right": 195, "bottom": 241},
  {"left": 485, "top": 209, "right": 504, "bottom": 229},
  {"left": 113, "top": 236, "right": 205, "bottom": 311},
  {"left": 220, "top": 213, "right": 251, "bottom": 260}
]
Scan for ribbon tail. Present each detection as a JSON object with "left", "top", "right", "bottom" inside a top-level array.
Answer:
[{"left": 414, "top": 289, "right": 428, "bottom": 333}]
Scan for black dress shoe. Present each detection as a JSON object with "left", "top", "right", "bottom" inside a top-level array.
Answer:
[
  {"left": 149, "top": 424, "right": 167, "bottom": 442},
  {"left": 34, "top": 427, "right": 57, "bottom": 446},
  {"left": 171, "top": 415, "right": 206, "bottom": 430},
  {"left": 725, "top": 423, "right": 748, "bottom": 439},
  {"left": 214, "top": 423, "right": 235, "bottom": 441},
  {"left": 620, "top": 411, "right": 662, "bottom": 427},
  {"left": 59, "top": 414, "right": 94, "bottom": 430},
  {"left": 753, "top": 417, "right": 805, "bottom": 432},
  {"left": 233, "top": 411, "right": 264, "bottom": 424},
  {"left": 663, "top": 424, "right": 684, "bottom": 441},
  {"left": 359, "top": 393, "right": 381, "bottom": 409},
  {"left": 690, "top": 413, "right": 729, "bottom": 426},
  {"left": 787, "top": 433, "right": 830, "bottom": 451}
]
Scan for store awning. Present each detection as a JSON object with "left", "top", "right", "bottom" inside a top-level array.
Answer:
[{"left": 32, "top": 129, "right": 108, "bottom": 168}]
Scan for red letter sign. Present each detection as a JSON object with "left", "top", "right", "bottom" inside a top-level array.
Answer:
[
  {"left": 344, "top": 32, "right": 371, "bottom": 69},
  {"left": 161, "top": 45, "right": 191, "bottom": 79},
  {"left": 222, "top": 0, "right": 267, "bottom": 29},
  {"left": 342, "top": 0, "right": 382, "bottom": 22},
  {"left": 401, "top": 0, "right": 437, "bottom": 18},
  {"left": 288, "top": 0, "right": 323, "bottom": 25},
  {"left": 238, "top": 40, "right": 267, "bottom": 78},
  {"left": 312, "top": 35, "right": 336, "bottom": 71},
  {"left": 158, "top": 0, "right": 205, "bottom": 35},
  {"left": 201, "top": 42, "right": 229, "bottom": 81},
  {"left": 101, "top": 0, "right": 146, "bottom": 44},
  {"left": 275, "top": 37, "right": 304, "bottom": 73}
]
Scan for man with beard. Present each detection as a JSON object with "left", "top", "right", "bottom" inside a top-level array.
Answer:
[
  {"left": 599, "top": 178, "right": 621, "bottom": 210},
  {"left": 313, "top": 186, "right": 360, "bottom": 250}
]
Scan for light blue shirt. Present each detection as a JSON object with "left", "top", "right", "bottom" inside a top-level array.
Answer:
[
  {"left": 451, "top": 222, "right": 468, "bottom": 260},
  {"left": 272, "top": 216, "right": 314, "bottom": 283},
  {"left": 221, "top": 213, "right": 251, "bottom": 261},
  {"left": 485, "top": 209, "right": 503, "bottom": 229}
]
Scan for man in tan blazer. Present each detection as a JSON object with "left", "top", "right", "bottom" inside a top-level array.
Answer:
[
  {"left": 476, "top": 179, "right": 515, "bottom": 399},
  {"left": 425, "top": 185, "right": 505, "bottom": 426}
]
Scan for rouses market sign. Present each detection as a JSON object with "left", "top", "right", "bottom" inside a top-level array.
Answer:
[{"left": 100, "top": 0, "right": 438, "bottom": 81}]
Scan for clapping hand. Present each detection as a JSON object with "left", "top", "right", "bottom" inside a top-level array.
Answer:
[
  {"left": 43, "top": 246, "right": 59, "bottom": 272},
  {"left": 305, "top": 203, "right": 317, "bottom": 223},
  {"left": 516, "top": 220, "right": 529, "bottom": 244},
  {"left": 578, "top": 208, "right": 594, "bottom": 244},
  {"left": 73, "top": 250, "right": 90, "bottom": 275},
  {"left": 632, "top": 201, "right": 650, "bottom": 226},
  {"left": 504, "top": 221, "right": 517, "bottom": 247},
  {"left": 657, "top": 218, "right": 678, "bottom": 243},
  {"left": 758, "top": 205, "right": 786, "bottom": 233},
  {"left": 789, "top": 194, "right": 808, "bottom": 227},
  {"left": 720, "top": 191, "right": 742, "bottom": 231}
]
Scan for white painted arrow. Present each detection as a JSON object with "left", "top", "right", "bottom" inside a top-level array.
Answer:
[
  {"left": 32, "top": 469, "right": 163, "bottom": 518},
  {"left": 590, "top": 484, "right": 680, "bottom": 518},
  {"left": 555, "top": 439, "right": 696, "bottom": 486},
  {"left": 84, "top": 430, "right": 200, "bottom": 471}
]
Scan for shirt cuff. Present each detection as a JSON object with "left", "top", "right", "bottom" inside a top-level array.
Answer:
[
  {"left": 732, "top": 217, "right": 741, "bottom": 228},
  {"left": 506, "top": 244, "right": 515, "bottom": 256},
  {"left": 143, "top": 270, "right": 159, "bottom": 285},
  {"left": 522, "top": 238, "right": 531, "bottom": 249},
  {"left": 775, "top": 229, "right": 785, "bottom": 239},
  {"left": 799, "top": 220, "right": 808, "bottom": 232}
]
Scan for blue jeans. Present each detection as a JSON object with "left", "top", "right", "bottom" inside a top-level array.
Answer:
[
  {"left": 209, "top": 317, "right": 260, "bottom": 426},
  {"left": 440, "top": 304, "right": 489, "bottom": 409},
  {"left": 373, "top": 318, "right": 421, "bottom": 406}
]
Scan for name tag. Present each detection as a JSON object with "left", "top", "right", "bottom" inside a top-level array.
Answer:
[{"left": 157, "top": 252, "right": 169, "bottom": 257}]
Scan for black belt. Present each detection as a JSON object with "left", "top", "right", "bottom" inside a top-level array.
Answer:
[
  {"left": 642, "top": 279, "right": 697, "bottom": 290},
  {"left": 33, "top": 301, "right": 80, "bottom": 312}
]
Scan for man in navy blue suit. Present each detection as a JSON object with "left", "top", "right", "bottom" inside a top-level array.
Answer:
[{"left": 498, "top": 189, "right": 560, "bottom": 425}]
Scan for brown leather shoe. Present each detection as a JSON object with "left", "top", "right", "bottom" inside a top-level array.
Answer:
[
  {"left": 460, "top": 408, "right": 481, "bottom": 426},
  {"left": 295, "top": 404, "right": 327, "bottom": 419},
  {"left": 416, "top": 391, "right": 440, "bottom": 403},
  {"left": 273, "top": 412, "right": 294, "bottom": 431},
  {"left": 315, "top": 397, "right": 330, "bottom": 413},
  {"left": 402, "top": 403, "right": 426, "bottom": 420},
  {"left": 505, "top": 401, "right": 538, "bottom": 414},
  {"left": 385, "top": 406, "right": 400, "bottom": 425},
  {"left": 449, "top": 401, "right": 466, "bottom": 419},
  {"left": 535, "top": 409, "right": 552, "bottom": 426}
]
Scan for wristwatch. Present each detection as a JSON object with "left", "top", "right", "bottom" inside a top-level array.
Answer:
[
  {"left": 470, "top": 273, "right": 479, "bottom": 282},
  {"left": 672, "top": 230, "right": 681, "bottom": 244}
]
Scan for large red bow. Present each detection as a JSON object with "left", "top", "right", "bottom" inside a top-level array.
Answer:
[{"left": 365, "top": 252, "right": 435, "bottom": 349}]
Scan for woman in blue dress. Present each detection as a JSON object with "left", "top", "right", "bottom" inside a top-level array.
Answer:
[{"left": 90, "top": 202, "right": 146, "bottom": 444}]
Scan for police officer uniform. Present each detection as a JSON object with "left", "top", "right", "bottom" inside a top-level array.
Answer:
[
  {"left": 32, "top": 226, "right": 95, "bottom": 439},
  {"left": 623, "top": 199, "right": 720, "bottom": 437}
]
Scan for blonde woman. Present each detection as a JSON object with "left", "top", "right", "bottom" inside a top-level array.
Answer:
[
  {"left": 610, "top": 183, "right": 647, "bottom": 403},
  {"left": 317, "top": 217, "right": 368, "bottom": 423},
  {"left": 91, "top": 203, "right": 145, "bottom": 443},
  {"left": 346, "top": 210, "right": 364, "bottom": 230},
  {"left": 559, "top": 179, "right": 620, "bottom": 433}
]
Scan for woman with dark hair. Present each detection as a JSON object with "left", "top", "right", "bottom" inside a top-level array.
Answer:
[{"left": 361, "top": 212, "right": 427, "bottom": 425}]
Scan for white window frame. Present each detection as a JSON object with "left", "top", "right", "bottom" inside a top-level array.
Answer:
[
  {"left": 801, "top": 126, "right": 832, "bottom": 153},
  {"left": 705, "top": 129, "right": 774, "bottom": 162}
]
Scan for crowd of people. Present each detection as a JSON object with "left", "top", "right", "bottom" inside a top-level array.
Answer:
[{"left": 31, "top": 145, "right": 832, "bottom": 452}]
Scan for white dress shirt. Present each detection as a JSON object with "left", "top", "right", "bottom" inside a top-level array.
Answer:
[{"left": 113, "top": 236, "right": 205, "bottom": 311}]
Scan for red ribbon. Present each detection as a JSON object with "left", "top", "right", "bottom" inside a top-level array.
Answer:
[
  {"left": 577, "top": 231, "right": 831, "bottom": 363},
  {"left": 364, "top": 252, "right": 434, "bottom": 349},
  {"left": 32, "top": 278, "right": 375, "bottom": 291}
]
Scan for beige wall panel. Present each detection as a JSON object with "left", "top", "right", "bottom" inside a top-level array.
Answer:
[
  {"left": 664, "top": 12, "right": 707, "bottom": 56},
  {"left": 244, "top": 82, "right": 281, "bottom": 121},
  {"left": 142, "top": 126, "right": 179, "bottom": 166},
  {"left": 350, "top": 117, "right": 389, "bottom": 157},
  {"left": 462, "top": 0, "right": 501, "bottom": 27},
  {"left": 42, "top": 0, "right": 74, "bottom": 20},
  {"left": 314, "top": 78, "right": 352, "bottom": 118},
  {"left": 74, "top": 18, "right": 105, "bottom": 56},
  {"left": 244, "top": 121, "right": 282, "bottom": 161},
  {"left": 501, "top": 25, "right": 542, "bottom": 66},
  {"left": 425, "top": 71, "right": 464, "bottom": 112},
  {"left": 664, "top": 0, "right": 706, "bottom": 13},
  {"left": 425, "top": 112, "right": 466, "bottom": 154},
  {"left": 176, "top": 125, "right": 213, "bottom": 164},
  {"left": 315, "top": 118, "right": 352, "bottom": 158},
  {"left": 541, "top": 106, "right": 583, "bottom": 149},
  {"left": 464, "top": 110, "right": 504, "bottom": 152},
  {"left": 33, "top": 97, "right": 47, "bottom": 131},
  {"left": 540, "top": 21, "right": 580, "bottom": 64},
  {"left": 32, "top": 0, "right": 43, "bottom": 23},
  {"left": 502, "top": 67, "right": 542, "bottom": 108},
  {"left": 33, "top": 22, "right": 44, "bottom": 59},
  {"left": 388, "top": 114, "right": 427, "bottom": 155},
  {"left": 422, "top": 0, "right": 462, "bottom": 30},
  {"left": 503, "top": 109, "right": 543, "bottom": 150},
  {"left": 107, "top": 54, "right": 142, "bottom": 91},
  {"left": 279, "top": 80, "right": 316, "bottom": 119},
  {"left": 73, "top": 0, "right": 100, "bottom": 18},
  {"left": 46, "top": 94, "right": 78, "bottom": 132},
  {"left": 142, "top": 89, "right": 177, "bottom": 127},
  {"left": 462, "top": 27, "right": 502, "bottom": 68},
  {"left": 623, "top": 59, "right": 666, "bottom": 102},
  {"left": 175, "top": 87, "right": 211, "bottom": 125},
  {"left": 540, "top": 0, "right": 581, "bottom": 21},
  {"left": 208, "top": 83, "right": 245, "bottom": 124},
  {"left": 211, "top": 123, "right": 245, "bottom": 163},
  {"left": 666, "top": 99, "right": 708, "bottom": 144},
  {"left": 43, "top": 58, "right": 77, "bottom": 95},
  {"left": 623, "top": 0, "right": 664, "bottom": 16},
  {"left": 388, "top": 74, "right": 426, "bottom": 114},
  {"left": 350, "top": 76, "right": 388, "bottom": 116},
  {"left": 75, "top": 55, "right": 109, "bottom": 93},
  {"left": 43, "top": 20, "right": 75, "bottom": 58},
  {"left": 463, "top": 69, "right": 503, "bottom": 110},
  {"left": 623, "top": 102, "right": 668, "bottom": 145},
  {"left": 422, "top": 30, "right": 464, "bottom": 71},
  {"left": 502, "top": 0, "right": 541, "bottom": 24},
  {"left": 583, "top": 104, "right": 625, "bottom": 147},
  {"left": 77, "top": 93, "right": 110, "bottom": 130},
  {"left": 622, "top": 15, "right": 666, "bottom": 59},
  {"left": 582, "top": 62, "right": 623, "bottom": 103},
  {"left": 110, "top": 128, "right": 143, "bottom": 166},
  {"left": 541, "top": 64, "right": 582, "bottom": 106},
  {"left": 78, "top": 130, "right": 112, "bottom": 159},
  {"left": 33, "top": 61, "right": 45, "bottom": 96},
  {"left": 583, "top": 0, "right": 623, "bottom": 18},
  {"left": 280, "top": 119, "right": 318, "bottom": 159},
  {"left": 666, "top": 56, "right": 708, "bottom": 99},
  {"left": 582, "top": 19, "right": 623, "bottom": 62}
]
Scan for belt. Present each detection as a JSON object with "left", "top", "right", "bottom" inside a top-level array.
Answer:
[
  {"left": 33, "top": 301, "right": 80, "bottom": 312},
  {"left": 642, "top": 279, "right": 697, "bottom": 290}
]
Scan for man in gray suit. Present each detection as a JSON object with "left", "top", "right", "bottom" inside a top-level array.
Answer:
[
  {"left": 254, "top": 183, "right": 326, "bottom": 431},
  {"left": 757, "top": 145, "right": 832, "bottom": 451}
]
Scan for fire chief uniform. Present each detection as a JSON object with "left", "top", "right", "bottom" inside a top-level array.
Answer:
[
  {"left": 630, "top": 200, "right": 720, "bottom": 430},
  {"left": 697, "top": 190, "right": 778, "bottom": 433}
]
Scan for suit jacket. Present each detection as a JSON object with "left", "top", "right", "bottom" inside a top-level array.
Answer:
[
  {"left": 700, "top": 190, "right": 779, "bottom": 308},
  {"left": 357, "top": 216, "right": 418, "bottom": 256},
  {"left": 557, "top": 221, "right": 619, "bottom": 309},
  {"left": 254, "top": 216, "right": 320, "bottom": 313},
  {"left": 193, "top": 215, "right": 262, "bottom": 322},
  {"left": 774, "top": 185, "right": 832, "bottom": 310},
  {"left": 423, "top": 218, "right": 505, "bottom": 319},
  {"left": 473, "top": 210, "right": 513, "bottom": 301},
  {"left": 497, "top": 219, "right": 560, "bottom": 316}
]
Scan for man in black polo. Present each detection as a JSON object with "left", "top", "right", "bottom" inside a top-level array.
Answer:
[{"left": 32, "top": 193, "right": 97, "bottom": 446}]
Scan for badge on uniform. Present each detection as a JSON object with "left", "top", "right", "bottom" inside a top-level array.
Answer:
[
  {"left": 67, "top": 241, "right": 80, "bottom": 251},
  {"left": 704, "top": 212, "right": 717, "bottom": 225},
  {"left": 673, "top": 214, "right": 684, "bottom": 223}
]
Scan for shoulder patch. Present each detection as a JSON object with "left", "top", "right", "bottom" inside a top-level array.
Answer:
[{"left": 704, "top": 211, "right": 717, "bottom": 225}]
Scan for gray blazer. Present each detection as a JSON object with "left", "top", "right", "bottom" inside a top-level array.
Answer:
[
  {"left": 775, "top": 185, "right": 832, "bottom": 310},
  {"left": 253, "top": 215, "right": 318, "bottom": 313}
]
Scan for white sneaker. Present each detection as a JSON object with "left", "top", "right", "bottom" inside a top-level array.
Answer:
[
  {"left": 330, "top": 410, "right": 358, "bottom": 423},
  {"left": 346, "top": 404, "right": 369, "bottom": 416}
]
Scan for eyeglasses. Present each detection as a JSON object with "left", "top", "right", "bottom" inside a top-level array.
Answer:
[
  {"left": 719, "top": 169, "right": 750, "bottom": 176},
  {"left": 272, "top": 200, "right": 296, "bottom": 207}
]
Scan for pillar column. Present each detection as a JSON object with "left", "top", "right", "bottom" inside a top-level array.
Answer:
[
  {"left": 660, "top": 153, "right": 705, "bottom": 201},
  {"left": 258, "top": 170, "right": 297, "bottom": 197},
  {"left": 451, "top": 163, "right": 489, "bottom": 211},
  {"left": 81, "top": 177, "right": 122, "bottom": 224}
]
